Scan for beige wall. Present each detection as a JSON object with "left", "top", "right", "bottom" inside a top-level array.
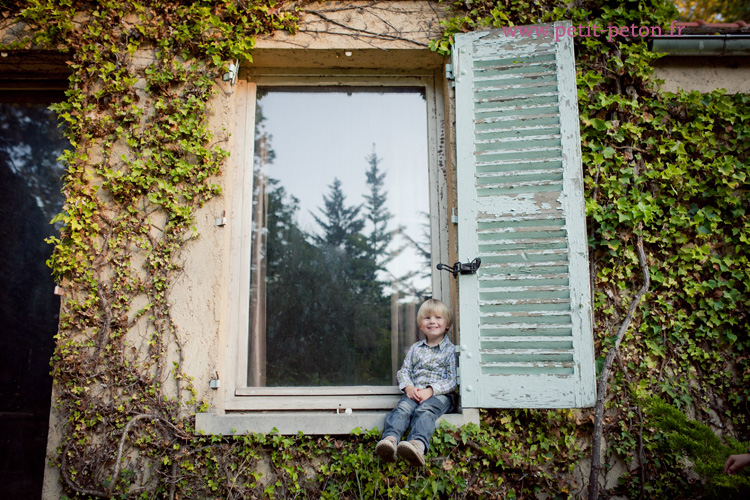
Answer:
[
  {"left": 653, "top": 56, "right": 750, "bottom": 94},
  {"left": 257, "top": 0, "right": 446, "bottom": 50}
]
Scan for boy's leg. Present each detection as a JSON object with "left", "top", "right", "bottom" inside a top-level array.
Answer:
[
  {"left": 381, "top": 395, "right": 417, "bottom": 441},
  {"left": 377, "top": 395, "right": 417, "bottom": 462},
  {"left": 405, "top": 394, "right": 453, "bottom": 452}
]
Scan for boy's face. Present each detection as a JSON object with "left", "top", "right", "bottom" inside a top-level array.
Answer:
[{"left": 420, "top": 313, "right": 448, "bottom": 343}]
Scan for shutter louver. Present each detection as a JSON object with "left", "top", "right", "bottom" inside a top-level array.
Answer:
[{"left": 454, "top": 22, "right": 595, "bottom": 408}]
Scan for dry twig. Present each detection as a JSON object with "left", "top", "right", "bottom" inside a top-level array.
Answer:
[{"left": 588, "top": 235, "right": 650, "bottom": 500}]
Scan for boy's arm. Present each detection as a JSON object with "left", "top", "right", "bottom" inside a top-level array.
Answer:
[
  {"left": 427, "top": 347, "right": 458, "bottom": 396},
  {"left": 397, "top": 344, "right": 416, "bottom": 391}
]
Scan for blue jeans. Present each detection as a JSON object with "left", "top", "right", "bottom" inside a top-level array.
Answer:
[{"left": 382, "top": 394, "right": 453, "bottom": 452}]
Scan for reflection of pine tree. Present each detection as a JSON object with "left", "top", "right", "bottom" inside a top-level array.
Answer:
[
  {"left": 311, "top": 178, "right": 364, "bottom": 251},
  {"left": 262, "top": 146, "right": 414, "bottom": 386},
  {"left": 265, "top": 180, "right": 305, "bottom": 273},
  {"left": 264, "top": 176, "right": 391, "bottom": 386},
  {"left": 363, "top": 145, "right": 391, "bottom": 264},
  {"left": 359, "top": 148, "right": 396, "bottom": 377},
  {"left": 311, "top": 177, "right": 382, "bottom": 299},
  {"left": 264, "top": 181, "right": 359, "bottom": 385}
]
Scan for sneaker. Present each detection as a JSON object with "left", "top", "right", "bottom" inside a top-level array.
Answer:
[
  {"left": 397, "top": 440, "right": 425, "bottom": 467},
  {"left": 375, "top": 437, "right": 397, "bottom": 462}
]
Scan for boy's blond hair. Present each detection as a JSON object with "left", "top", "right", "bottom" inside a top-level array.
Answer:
[{"left": 416, "top": 299, "right": 453, "bottom": 330}]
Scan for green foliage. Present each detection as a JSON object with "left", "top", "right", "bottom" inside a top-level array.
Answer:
[
  {"left": 169, "top": 412, "right": 586, "bottom": 499},
  {"left": 2, "top": 0, "right": 299, "bottom": 497},
  {"left": 430, "top": 0, "right": 750, "bottom": 498},
  {"left": 645, "top": 398, "right": 750, "bottom": 499},
  {"left": 674, "top": 0, "right": 750, "bottom": 23}
]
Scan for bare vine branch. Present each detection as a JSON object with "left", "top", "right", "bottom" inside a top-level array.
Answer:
[
  {"left": 588, "top": 234, "right": 650, "bottom": 500},
  {"left": 305, "top": 10, "right": 430, "bottom": 47}
]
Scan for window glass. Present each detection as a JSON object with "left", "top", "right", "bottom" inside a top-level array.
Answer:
[
  {"left": 249, "top": 87, "right": 431, "bottom": 387},
  {"left": 0, "top": 94, "right": 67, "bottom": 498}
]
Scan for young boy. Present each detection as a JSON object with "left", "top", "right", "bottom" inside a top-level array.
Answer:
[{"left": 375, "top": 298, "right": 457, "bottom": 467}]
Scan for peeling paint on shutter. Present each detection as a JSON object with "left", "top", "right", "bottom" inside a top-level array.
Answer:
[{"left": 454, "top": 21, "right": 595, "bottom": 408}]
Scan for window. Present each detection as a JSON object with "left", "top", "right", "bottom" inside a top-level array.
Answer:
[
  {"left": 200, "top": 20, "right": 595, "bottom": 435},
  {"left": 0, "top": 85, "right": 68, "bottom": 496},
  {"left": 248, "top": 86, "right": 432, "bottom": 389},
  {"left": 223, "top": 72, "right": 451, "bottom": 414}
]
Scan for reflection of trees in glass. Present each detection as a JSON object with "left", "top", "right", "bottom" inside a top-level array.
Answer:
[
  {"left": 398, "top": 211, "right": 433, "bottom": 300},
  {"left": 264, "top": 171, "right": 391, "bottom": 386},
  {"left": 364, "top": 146, "right": 392, "bottom": 264},
  {"left": 0, "top": 101, "right": 66, "bottom": 498},
  {"left": 254, "top": 101, "right": 275, "bottom": 166},
  {"left": 311, "top": 177, "right": 365, "bottom": 251},
  {"left": 253, "top": 90, "right": 430, "bottom": 386},
  {"left": 0, "top": 103, "right": 67, "bottom": 222},
  {"left": 258, "top": 140, "right": 435, "bottom": 386}
]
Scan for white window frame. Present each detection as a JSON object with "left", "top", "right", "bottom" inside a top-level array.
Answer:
[{"left": 223, "top": 70, "right": 452, "bottom": 413}]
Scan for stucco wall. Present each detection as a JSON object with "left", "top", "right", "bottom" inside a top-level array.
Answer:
[
  {"left": 653, "top": 56, "right": 750, "bottom": 94},
  {"left": 257, "top": 0, "right": 447, "bottom": 50}
]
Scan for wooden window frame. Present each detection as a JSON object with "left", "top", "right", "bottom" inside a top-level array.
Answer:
[{"left": 223, "top": 70, "right": 452, "bottom": 413}]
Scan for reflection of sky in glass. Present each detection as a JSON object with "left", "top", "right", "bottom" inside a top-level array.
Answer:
[{"left": 256, "top": 88, "right": 430, "bottom": 294}]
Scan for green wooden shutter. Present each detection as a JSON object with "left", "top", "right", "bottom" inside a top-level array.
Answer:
[{"left": 454, "top": 21, "right": 595, "bottom": 408}]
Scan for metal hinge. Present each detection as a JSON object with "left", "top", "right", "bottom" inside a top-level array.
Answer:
[
  {"left": 445, "top": 63, "right": 454, "bottom": 81},
  {"left": 222, "top": 61, "right": 239, "bottom": 86},
  {"left": 215, "top": 210, "right": 227, "bottom": 227}
]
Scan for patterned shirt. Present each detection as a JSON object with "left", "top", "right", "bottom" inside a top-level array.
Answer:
[{"left": 397, "top": 335, "right": 457, "bottom": 396}]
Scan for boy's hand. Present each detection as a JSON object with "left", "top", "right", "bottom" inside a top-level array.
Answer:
[
  {"left": 405, "top": 386, "right": 435, "bottom": 403},
  {"left": 405, "top": 385, "right": 420, "bottom": 402},
  {"left": 416, "top": 387, "right": 434, "bottom": 402}
]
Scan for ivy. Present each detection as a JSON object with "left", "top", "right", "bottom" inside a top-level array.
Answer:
[
  {"left": 432, "top": 0, "right": 750, "bottom": 498},
  {"left": 3, "top": 0, "right": 299, "bottom": 497},
  {"left": 628, "top": 397, "right": 750, "bottom": 499}
]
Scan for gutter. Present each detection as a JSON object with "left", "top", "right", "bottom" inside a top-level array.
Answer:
[{"left": 651, "top": 35, "right": 750, "bottom": 56}]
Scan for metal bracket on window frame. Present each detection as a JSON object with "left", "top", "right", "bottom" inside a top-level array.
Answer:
[
  {"left": 445, "top": 63, "right": 454, "bottom": 81},
  {"left": 222, "top": 60, "right": 239, "bottom": 86},
  {"left": 215, "top": 209, "right": 227, "bottom": 227},
  {"left": 436, "top": 258, "right": 481, "bottom": 278}
]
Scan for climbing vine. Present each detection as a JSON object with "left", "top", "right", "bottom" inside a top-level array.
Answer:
[
  {"left": 2, "top": 0, "right": 750, "bottom": 498},
  {"left": 2, "top": 0, "right": 300, "bottom": 497},
  {"left": 430, "top": 0, "right": 750, "bottom": 498}
]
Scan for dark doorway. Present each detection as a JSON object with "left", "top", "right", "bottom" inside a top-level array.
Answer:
[{"left": 0, "top": 91, "right": 67, "bottom": 499}]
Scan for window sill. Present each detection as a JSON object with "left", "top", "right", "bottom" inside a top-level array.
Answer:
[{"left": 195, "top": 409, "right": 480, "bottom": 435}]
